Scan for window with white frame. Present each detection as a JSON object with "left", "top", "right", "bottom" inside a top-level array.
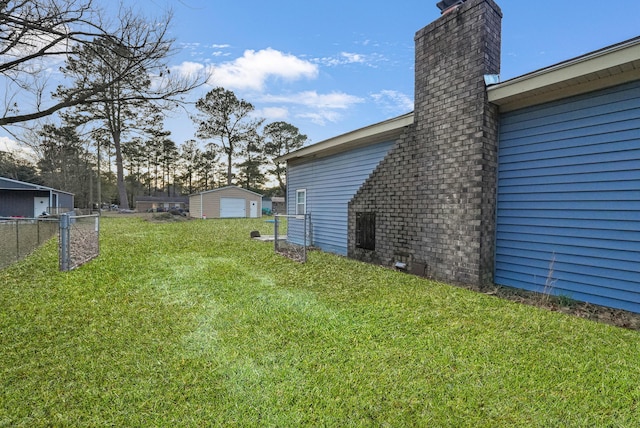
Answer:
[{"left": 296, "top": 189, "right": 306, "bottom": 215}]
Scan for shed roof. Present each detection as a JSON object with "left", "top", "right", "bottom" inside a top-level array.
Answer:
[
  {"left": 191, "top": 185, "right": 263, "bottom": 198},
  {"left": 0, "top": 176, "right": 74, "bottom": 195}
]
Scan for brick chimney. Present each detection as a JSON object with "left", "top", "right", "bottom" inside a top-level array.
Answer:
[{"left": 348, "top": 0, "right": 502, "bottom": 286}]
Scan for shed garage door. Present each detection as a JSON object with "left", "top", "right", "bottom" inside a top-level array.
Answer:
[
  {"left": 220, "top": 197, "right": 246, "bottom": 218},
  {"left": 495, "top": 80, "right": 640, "bottom": 313}
]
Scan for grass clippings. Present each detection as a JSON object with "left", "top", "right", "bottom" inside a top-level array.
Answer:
[
  {"left": 148, "top": 211, "right": 191, "bottom": 222},
  {"left": 1, "top": 217, "right": 639, "bottom": 427}
]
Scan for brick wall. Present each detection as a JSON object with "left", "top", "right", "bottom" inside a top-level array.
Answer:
[{"left": 348, "top": 0, "right": 502, "bottom": 287}]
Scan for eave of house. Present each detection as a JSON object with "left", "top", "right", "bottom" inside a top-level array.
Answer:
[
  {"left": 488, "top": 36, "right": 640, "bottom": 112},
  {"left": 276, "top": 112, "right": 414, "bottom": 163}
]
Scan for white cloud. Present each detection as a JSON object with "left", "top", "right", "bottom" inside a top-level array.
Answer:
[
  {"left": 5, "top": 25, "right": 71, "bottom": 59},
  {"left": 208, "top": 48, "right": 318, "bottom": 91},
  {"left": 317, "top": 51, "right": 383, "bottom": 67},
  {"left": 181, "top": 42, "right": 201, "bottom": 49},
  {"left": 340, "top": 52, "right": 366, "bottom": 64},
  {"left": 172, "top": 61, "right": 206, "bottom": 76},
  {"left": 0, "top": 136, "right": 18, "bottom": 152},
  {"left": 256, "top": 107, "right": 289, "bottom": 120},
  {"left": 0, "top": 136, "right": 36, "bottom": 160},
  {"left": 296, "top": 110, "right": 343, "bottom": 126},
  {"left": 371, "top": 90, "right": 414, "bottom": 113},
  {"left": 255, "top": 91, "right": 364, "bottom": 126},
  {"left": 150, "top": 61, "right": 210, "bottom": 91},
  {"left": 259, "top": 91, "right": 363, "bottom": 110},
  {"left": 210, "top": 44, "right": 232, "bottom": 58}
]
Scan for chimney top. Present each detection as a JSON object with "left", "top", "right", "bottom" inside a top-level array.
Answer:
[{"left": 436, "top": 0, "right": 467, "bottom": 14}]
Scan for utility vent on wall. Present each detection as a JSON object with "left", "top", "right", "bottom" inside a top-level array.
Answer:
[{"left": 436, "top": 0, "right": 466, "bottom": 14}]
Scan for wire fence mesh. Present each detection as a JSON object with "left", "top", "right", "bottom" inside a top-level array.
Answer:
[
  {"left": 0, "top": 217, "right": 59, "bottom": 269},
  {"left": 59, "top": 213, "right": 100, "bottom": 271},
  {"left": 274, "top": 214, "right": 311, "bottom": 263}
]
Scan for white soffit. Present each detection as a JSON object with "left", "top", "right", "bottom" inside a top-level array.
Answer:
[
  {"left": 277, "top": 112, "right": 414, "bottom": 163},
  {"left": 488, "top": 37, "right": 640, "bottom": 112}
]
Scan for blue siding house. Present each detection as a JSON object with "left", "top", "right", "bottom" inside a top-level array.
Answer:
[
  {"left": 280, "top": 1, "right": 640, "bottom": 313},
  {"left": 490, "top": 49, "right": 640, "bottom": 312},
  {"left": 279, "top": 114, "right": 412, "bottom": 255},
  {"left": 489, "top": 37, "right": 640, "bottom": 313}
]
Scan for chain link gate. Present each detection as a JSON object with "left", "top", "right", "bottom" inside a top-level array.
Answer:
[
  {"left": 59, "top": 213, "right": 100, "bottom": 271},
  {"left": 274, "top": 214, "right": 311, "bottom": 263}
]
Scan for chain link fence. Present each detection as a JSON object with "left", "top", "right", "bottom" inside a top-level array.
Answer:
[
  {"left": 1, "top": 213, "right": 100, "bottom": 271},
  {"left": 0, "top": 217, "right": 59, "bottom": 269},
  {"left": 59, "top": 213, "right": 100, "bottom": 271},
  {"left": 274, "top": 214, "right": 311, "bottom": 263}
]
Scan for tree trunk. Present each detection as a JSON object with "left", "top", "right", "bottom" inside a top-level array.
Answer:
[
  {"left": 97, "top": 142, "right": 102, "bottom": 210},
  {"left": 113, "top": 131, "right": 129, "bottom": 209},
  {"left": 227, "top": 151, "right": 233, "bottom": 186}
]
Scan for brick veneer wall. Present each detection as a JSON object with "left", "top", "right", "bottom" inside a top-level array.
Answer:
[{"left": 348, "top": 0, "right": 502, "bottom": 286}]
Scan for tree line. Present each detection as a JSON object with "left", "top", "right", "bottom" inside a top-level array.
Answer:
[{"left": 0, "top": 0, "right": 306, "bottom": 210}]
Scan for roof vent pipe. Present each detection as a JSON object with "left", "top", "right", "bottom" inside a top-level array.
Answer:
[{"left": 436, "top": 0, "right": 466, "bottom": 14}]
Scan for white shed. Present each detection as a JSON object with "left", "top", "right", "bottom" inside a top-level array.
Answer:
[{"left": 189, "top": 186, "right": 263, "bottom": 219}]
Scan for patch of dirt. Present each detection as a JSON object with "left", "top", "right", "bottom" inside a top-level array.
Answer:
[
  {"left": 147, "top": 212, "right": 191, "bottom": 223},
  {"left": 275, "top": 246, "right": 307, "bottom": 263},
  {"left": 476, "top": 284, "right": 640, "bottom": 331},
  {"left": 65, "top": 222, "right": 100, "bottom": 270}
]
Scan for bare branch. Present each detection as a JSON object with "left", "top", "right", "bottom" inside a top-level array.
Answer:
[{"left": 0, "top": 0, "right": 209, "bottom": 127}]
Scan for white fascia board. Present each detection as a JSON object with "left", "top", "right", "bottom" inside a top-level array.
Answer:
[
  {"left": 277, "top": 112, "right": 414, "bottom": 163},
  {"left": 198, "top": 185, "right": 263, "bottom": 197},
  {"left": 488, "top": 37, "right": 640, "bottom": 109}
]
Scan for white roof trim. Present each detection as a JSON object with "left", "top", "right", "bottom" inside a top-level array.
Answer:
[
  {"left": 488, "top": 36, "right": 640, "bottom": 112},
  {"left": 192, "top": 185, "right": 263, "bottom": 197},
  {"left": 276, "top": 112, "right": 413, "bottom": 163}
]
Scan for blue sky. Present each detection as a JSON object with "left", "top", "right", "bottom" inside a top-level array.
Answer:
[{"left": 2, "top": 0, "right": 640, "bottom": 153}]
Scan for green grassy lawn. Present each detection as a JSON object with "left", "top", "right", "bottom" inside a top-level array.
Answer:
[{"left": 1, "top": 216, "right": 639, "bottom": 427}]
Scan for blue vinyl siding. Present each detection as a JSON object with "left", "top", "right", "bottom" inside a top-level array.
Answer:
[
  {"left": 286, "top": 140, "right": 395, "bottom": 255},
  {"left": 495, "top": 80, "right": 640, "bottom": 313}
]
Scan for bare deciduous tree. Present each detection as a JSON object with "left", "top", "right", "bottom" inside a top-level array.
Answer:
[{"left": 0, "top": 0, "right": 207, "bottom": 127}]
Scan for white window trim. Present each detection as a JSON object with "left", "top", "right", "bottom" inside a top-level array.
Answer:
[{"left": 295, "top": 189, "right": 306, "bottom": 216}]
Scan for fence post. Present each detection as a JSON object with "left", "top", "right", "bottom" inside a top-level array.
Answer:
[
  {"left": 15, "top": 219, "right": 20, "bottom": 262},
  {"left": 303, "top": 214, "right": 307, "bottom": 262},
  {"left": 60, "top": 213, "right": 70, "bottom": 271},
  {"left": 274, "top": 215, "right": 279, "bottom": 252}
]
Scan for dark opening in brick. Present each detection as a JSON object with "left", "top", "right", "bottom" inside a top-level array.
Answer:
[{"left": 356, "top": 212, "right": 376, "bottom": 251}]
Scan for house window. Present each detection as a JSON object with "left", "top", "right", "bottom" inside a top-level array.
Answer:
[
  {"left": 296, "top": 189, "right": 306, "bottom": 215},
  {"left": 356, "top": 212, "right": 375, "bottom": 251}
]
